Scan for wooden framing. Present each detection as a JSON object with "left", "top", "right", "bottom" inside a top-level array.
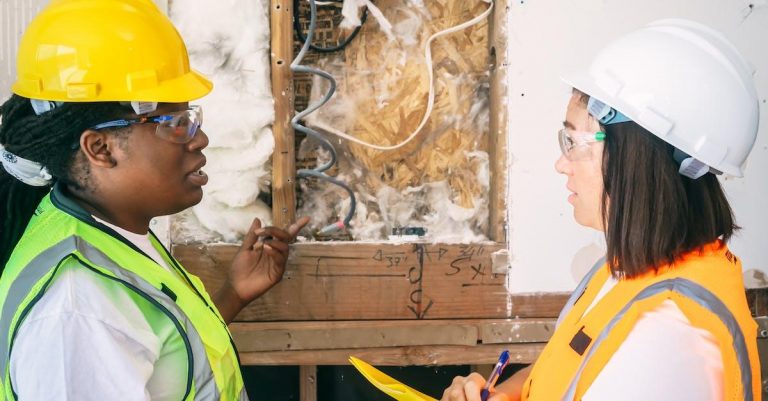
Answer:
[
  {"left": 230, "top": 319, "right": 556, "bottom": 352},
  {"left": 230, "top": 318, "right": 556, "bottom": 366},
  {"left": 487, "top": 0, "right": 509, "bottom": 243},
  {"left": 181, "top": 3, "right": 768, "bottom": 399},
  {"left": 270, "top": 0, "right": 297, "bottom": 229},
  {"left": 176, "top": 0, "right": 545, "bottom": 399},
  {"left": 239, "top": 342, "right": 547, "bottom": 366},
  {"left": 174, "top": 243, "right": 569, "bottom": 322},
  {"left": 223, "top": 3, "right": 768, "bottom": 399},
  {"left": 299, "top": 366, "right": 318, "bottom": 401},
  {"left": 174, "top": 242, "right": 567, "bottom": 397}
]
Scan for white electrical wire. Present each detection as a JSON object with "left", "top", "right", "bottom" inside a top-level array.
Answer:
[{"left": 309, "top": 0, "right": 494, "bottom": 151}]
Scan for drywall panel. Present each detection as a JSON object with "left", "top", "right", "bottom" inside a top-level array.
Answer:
[{"left": 505, "top": 0, "right": 768, "bottom": 292}]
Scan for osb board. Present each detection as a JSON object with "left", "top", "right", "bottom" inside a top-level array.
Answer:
[
  {"left": 290, "top": 0, "right": 501, "bottom": 241},
  {"left": 173, "top": 243, "right": 570, "bottom": 321},
  {"left": 230, "top": 319, "right": 556, "bottom": 352},
  {"left": 238, "top": 343, "right": 545, "bottom": 366},
  {"left": 330, "top": 0, "right": 492, "bottom": 205}
]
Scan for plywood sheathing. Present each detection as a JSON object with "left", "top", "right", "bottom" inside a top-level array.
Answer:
[
  {"left": 295, "top": 0, "right": 493, "bottom": 239},
  {"left": 337, "top": 0, "right": 490, "bottom": 207}
]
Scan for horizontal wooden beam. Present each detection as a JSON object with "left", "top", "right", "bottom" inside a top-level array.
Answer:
[
  {"left": 747, "top": 287, "right": 768, "bottom": 317},
  {"left": 481, "top": 319, "right": 556, "bottom": 344},
  {"left": 238, "top": 343, "right": 545, "bottom": 366},
  {"left": 230, "top": 319, "right": 557, "bottom": 352},
  {"left": 173, "top": 243, "right": 570, "bottom": 321}
]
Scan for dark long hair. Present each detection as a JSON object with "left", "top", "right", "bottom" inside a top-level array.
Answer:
[
  {"left": 600, "top": 121, "right": 738, "bottom": 278},
  {"left": 0, "top": 94, "right": 128, "bottom": 272}
]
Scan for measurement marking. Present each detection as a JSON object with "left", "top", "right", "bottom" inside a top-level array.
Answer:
[
  {"left": 461, "top": 283, "right": 504, "bottom": 287},
  {"left": 302, "top": 255, "right": 370, "bottom": 260},
  {"left": 372, "top": 249, "right": 407, "bottom": 262},
  {"left": 307, "top": 273, "right": 407, "bottom": 278},
  {"left": 423, "top": 247, "right": 448, "bottom": 262},
  {"left": 407, "top": 245, "right": 431, "bottom": 319}
]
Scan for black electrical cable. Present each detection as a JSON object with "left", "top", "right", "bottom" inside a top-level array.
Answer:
[{"left": 293, "top": 0, "right": 368, "bottom": 53}]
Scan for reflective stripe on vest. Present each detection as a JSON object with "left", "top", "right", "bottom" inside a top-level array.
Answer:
[
  {"left": 556, "top": 256, "right": 606, "bottom": 328},
  {"left": 0, "top": 236, "right": 223, "bottom": 401},
  {"left": 560, "top": 277, "right": 752, "bottom": 401}
]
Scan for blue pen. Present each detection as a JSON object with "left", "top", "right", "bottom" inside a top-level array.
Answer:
[{"left": 480, "top": 350, "right": 510, "bottom": 401}]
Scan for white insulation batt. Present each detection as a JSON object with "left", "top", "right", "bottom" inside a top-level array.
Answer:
[{"left": 169, "top": 0, "right": 275, "bottom": 243}]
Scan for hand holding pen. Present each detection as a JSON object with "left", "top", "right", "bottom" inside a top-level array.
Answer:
[
  {"left": 481, "top": 350, "right": 510, "bottom": 401},
  {"left": 440, "top": 349, "right": 511, "bottom": 401}
]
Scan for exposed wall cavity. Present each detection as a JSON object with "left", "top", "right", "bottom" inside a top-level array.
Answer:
[
  {"left": 169, "top": 0, "right": 275, "bottom": 243},
  {"left": 299, "top": 0, "right": 492, "bottom": 242}
]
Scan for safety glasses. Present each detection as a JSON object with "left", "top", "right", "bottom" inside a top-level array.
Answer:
[
  {"left": 90, "top": 105, "right": 203, "bottom": 144},
  {"left": 558, "top": 128, "right": 605, "bottom": 161}
]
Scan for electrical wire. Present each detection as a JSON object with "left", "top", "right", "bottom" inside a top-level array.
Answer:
[
  {"left": 292, "top": 0, "right": 357, "bottom": 235},
  {"left": 307, "top": 0, "right": 494, "bottom": 151},
  {"left": 291, "top": 0, "right": 493, "bottom": 234},
  {"left": 293, "top": 0, "right": 369, "bottom": 53}
]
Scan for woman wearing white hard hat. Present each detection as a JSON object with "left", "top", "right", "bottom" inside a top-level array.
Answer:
[{"left": 442, "top": 19, "right": 761, "bottom": 401}]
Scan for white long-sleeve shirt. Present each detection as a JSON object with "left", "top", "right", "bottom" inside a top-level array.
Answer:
[{"left": 10, "top": 221, "right": 187, "bottom": 401}]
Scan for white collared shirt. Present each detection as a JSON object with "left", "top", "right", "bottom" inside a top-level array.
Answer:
[{"left": 10, "top": 221, "right": 187, "bottom": 401}]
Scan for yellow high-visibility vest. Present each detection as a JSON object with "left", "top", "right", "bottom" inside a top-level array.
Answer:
[{"left": 0, "top": 184, "right": 247, "bottom": 400}]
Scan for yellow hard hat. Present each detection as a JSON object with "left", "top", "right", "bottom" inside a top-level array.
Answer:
[{"left": 12, "top": 0, "right": 212, "bottom": 103}]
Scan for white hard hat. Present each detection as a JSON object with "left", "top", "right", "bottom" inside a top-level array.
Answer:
[{"left": 562, "top": 19, "right": 759, "bottom": 177}]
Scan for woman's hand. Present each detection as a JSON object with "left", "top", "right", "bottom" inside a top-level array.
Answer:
[
  {"left": 441, "top": 373, "right": 510, "bottom": 401},
  {"left": 214, "top": 216, "right": 310, "bottom": 323},
  {"left": 442, "top": 365, "right": 531, "bottom": 401}
]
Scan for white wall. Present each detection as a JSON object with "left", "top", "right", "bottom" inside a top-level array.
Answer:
[
  {"left": 505, "top": 0, "right": 768, "bottom": 293},
  {"left": 0, "top": 0, "right": 47, "bottom": 100}
]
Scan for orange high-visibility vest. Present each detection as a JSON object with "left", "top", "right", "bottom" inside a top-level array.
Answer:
[{"left": 522, "top": 241, "right": 760, "bottom": 401}]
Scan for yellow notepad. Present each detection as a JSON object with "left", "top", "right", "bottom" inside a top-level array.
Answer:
[{"left": 349, "top": 356, "right": 438, "bottom": 401}]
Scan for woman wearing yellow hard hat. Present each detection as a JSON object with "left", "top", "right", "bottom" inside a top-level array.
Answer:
[
  {"left": 0, "top": 0, "right": 308, "bottom": 400},
  {"left": 442, "top": 19, "right": 761, "bottom": 401}
]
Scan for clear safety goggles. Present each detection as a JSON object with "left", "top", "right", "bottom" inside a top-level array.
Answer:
[
  {"left": 558, "top": 128, "right": 605, "bottom": 161},
  {"left": 90, "top": 105, "right": 203, "bottom": 144}
]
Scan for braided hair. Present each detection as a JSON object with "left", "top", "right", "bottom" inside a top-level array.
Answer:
[{"left": 0, "top": 94, "right": 130, "bottom": 272}]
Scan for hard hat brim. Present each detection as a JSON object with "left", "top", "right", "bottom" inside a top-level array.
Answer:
[
  {"left": 561, "top": 71, "right": 745, "bottom": 177},
  {"left": 134, "top": 69, "right": 214, "bottom": 103},
  {"left": 11, "top": 68, "right": 213, "bottom": 104}
]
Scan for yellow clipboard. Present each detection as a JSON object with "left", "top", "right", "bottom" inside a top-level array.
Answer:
[{"left": 349, "top": 356, "right": 438, "bottom": 401}]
